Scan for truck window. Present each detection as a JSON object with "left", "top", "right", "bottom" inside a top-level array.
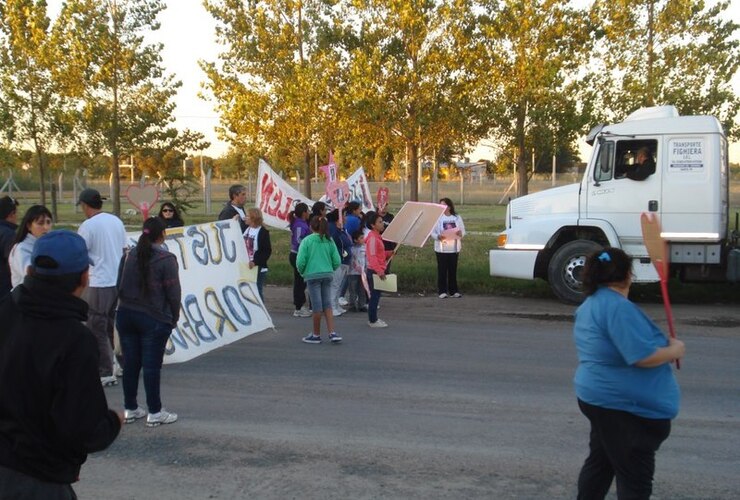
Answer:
[
  {"left": 594, "top": 141, "right": 614, "bottom": 182},
  {"left": 614, "top": 140, "right": 658, "bottom": 181}
]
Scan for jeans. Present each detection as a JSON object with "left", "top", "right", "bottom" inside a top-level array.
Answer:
[
  {"left": 306, "top": 277, "right": 333, "bottom": 312},
  {"left": 347, "top": 274, "right": 367, "bottom": 309},
  {"left": 0, "top": 465, "right": 77, "bottom": 500},
  {"left": 289, "top": 252, "right": 307, "bottom": 309},
  {"left": 116, "top": 308, "right": 173, "bottom": 414},
  {"left": 256, "top": 267, "right": 268, "bottom": 302},
  {"left": 577, "top": 399, "right": 671, "bottom": 500},
  {"left": 366, "top": 269, "right": 382, "bottom": 323},
  {"left": 435, "top": 252, "right": 459, "bottom": 295}
]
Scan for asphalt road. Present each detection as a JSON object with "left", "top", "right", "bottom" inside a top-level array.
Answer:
[{"left": 76, "top": 288, "right": 740, "bottom": 499}]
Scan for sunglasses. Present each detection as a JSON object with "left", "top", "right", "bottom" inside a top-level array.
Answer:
[{"left": 162, "top": 208, "right": 174, "bottom": 213}]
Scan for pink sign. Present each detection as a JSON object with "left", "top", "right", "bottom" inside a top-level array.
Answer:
[
  {"left": 125, "top": 184, "right": 159, "bottom": 219},
  {"left": 326, "top": 180, "right": 350, "bottom": 209},
  {"left": 377, "top": 187, "right": 389, "bottom": 212}
]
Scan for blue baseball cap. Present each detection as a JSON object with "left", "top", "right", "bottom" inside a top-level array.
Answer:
[{"left": 31, "top": 230, "right": 93, "bottom": 275}]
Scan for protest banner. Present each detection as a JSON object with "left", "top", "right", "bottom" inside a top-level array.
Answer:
[
  {"left": 382, "top": 201, "right": 447, "bottom": 248},
  {"left": 256, "top": 159, "right": 316, "bottom": 230},
  {"left": 126, "top": 220, "right": 274, "bottom": 364}
]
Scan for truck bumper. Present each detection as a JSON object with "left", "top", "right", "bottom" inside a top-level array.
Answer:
[{"left": 489, "top": 249, "right": 538, "bottom": 279}]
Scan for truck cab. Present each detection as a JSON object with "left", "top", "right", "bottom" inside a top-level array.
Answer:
[{"left": 490, "top": 106, "right": 732, "bottom": 303}]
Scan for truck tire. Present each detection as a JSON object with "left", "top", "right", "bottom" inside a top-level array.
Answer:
[{"left": 548, "top": 240, "right": 603, "bottom": 304}]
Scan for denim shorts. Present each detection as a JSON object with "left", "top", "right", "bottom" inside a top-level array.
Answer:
[{"left": 306, "top": 277, "right": 333, "bottom": 311}]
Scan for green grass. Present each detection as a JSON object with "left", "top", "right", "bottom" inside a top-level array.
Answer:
[{"left": 40, "top": 200, "right": 740, "bottom": 304}]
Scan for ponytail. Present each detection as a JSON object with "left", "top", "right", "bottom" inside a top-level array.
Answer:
[{"left": 136, "top": 217, "right": 166, "bottom": 294}]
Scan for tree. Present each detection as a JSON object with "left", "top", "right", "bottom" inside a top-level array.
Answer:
[
  {"left": 0, "top": 0, "right": 58, "bottom": 204},
  {"left": 471, "top": 0, "right": 592, "bottom": 197},
  {"left": 339, "top": 0, "right": 478, "bottom": 200},
  {"left": 202, "top": 0, "right": 341, "bottom": 198},
  {"left": 50, "top": 0, "right": 180, "bottom": 215},
  {"left": 587, "top": 0, "right": 740, "bottom": 138}
]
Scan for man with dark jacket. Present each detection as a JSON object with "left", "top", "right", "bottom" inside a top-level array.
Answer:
[
  {"left": 0, "top": 196, "right": 19, "bottom": 298},
  {"left": 0, "top": 230, "right": 122, "bottom": 499},
  {"left": 218, "top": 184, "right": 248, "bottom": 233}
]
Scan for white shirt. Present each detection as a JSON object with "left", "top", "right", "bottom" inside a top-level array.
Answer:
[
  {"left": 243, "top": 226, "right": 261, "bottom": 262},
  {"left": 431, "top": 214, "right": 465, "bottom": 253},
  {"left": 8, "top": 234, "right": 36, "bottom": 288},
  {"left": 78, "top": 212, "right": 127, "bottom": 287}
]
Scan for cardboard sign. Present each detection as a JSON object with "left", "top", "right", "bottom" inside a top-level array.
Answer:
[
  {"left": 382, "top": 202, "right": 447, "bottom": 248},
  {"left": 126, "top": 220, "right": 274, "bottom": 364},
  {"left": 327, "top": 180, "right": 351, "bottom": 209},
  {"left": 319, "top": 168, "right": 374, "bottom": 213}
]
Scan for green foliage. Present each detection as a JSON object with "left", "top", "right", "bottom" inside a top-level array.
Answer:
[{"left": 586, "top": 0, "right": 740, "bottom": 139}]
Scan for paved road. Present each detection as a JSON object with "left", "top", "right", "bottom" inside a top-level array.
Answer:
[{"left": 76, "top": 288, "right": 740, "bottom": 499}]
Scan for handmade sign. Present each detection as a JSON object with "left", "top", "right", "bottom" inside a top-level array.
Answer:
[
  {"left": 126, "top": 220, "right": 274, "bottom": 364},
  {"left": 319, "top": 167, "right": 374, "bottom": 213},
  {"left": 377, "top": 187, "right": 389, "bottom": 212},
  {"left": 640, "top": 212, "right": 680, "bottom": 369},
  {"left": 382, "top": 202, "right": 447, "bottom": 248},
  {"left": 126, "top": 183, "right": 158, "bottom": 219}
]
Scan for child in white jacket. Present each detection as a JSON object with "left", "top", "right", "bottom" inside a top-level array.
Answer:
[{"left": 431, "top": 198, "right": 465, "bottom": 298}]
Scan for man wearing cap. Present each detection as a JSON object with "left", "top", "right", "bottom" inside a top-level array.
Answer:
[
  {"left": 0, "top": 230, "right": 122, "bottom": 498},
  {"left": 77, "top": 188, "right": 128, "bottom": 387},
  {"left": 0, "top": 196, "right": 19, "bottom": 298}
]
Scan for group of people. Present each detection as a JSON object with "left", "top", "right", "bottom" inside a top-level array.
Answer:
[{"left": 0, "top": 183, "right": 685, "bottom": 498}]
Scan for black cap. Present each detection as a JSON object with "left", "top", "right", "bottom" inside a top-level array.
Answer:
[
  {"left": 0, "top": 196, "right": 19, "bottom": 219},
  {"left": 76, "top": 188, "right": 104, "bottom": 208}
]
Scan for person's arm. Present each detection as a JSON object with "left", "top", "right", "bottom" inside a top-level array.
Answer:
[
  {"left": 457, "top": 215, "right": 466, "bottom": 238},
  {"left": 635, "top": 338, "right": 685, "bottom": 368},
  {"left": 296, "top": 238, "right": 309, "bottom": 275},
  {"left": 162, "top": 254, "right": 181, "bottom": 326}
]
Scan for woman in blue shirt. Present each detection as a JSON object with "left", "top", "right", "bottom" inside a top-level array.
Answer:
[{"left": 573, "top": 247, "right": 685, "bottom": 499}]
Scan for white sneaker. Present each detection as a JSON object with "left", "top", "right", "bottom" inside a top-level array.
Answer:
[
  {"left": 100, "top": 375, "right": 118, "bottom": 387},
  {"left": 368, "top": 319, "right": 388, "bottom": 328},
  {"left": 332, "top": 307, "right": 346, "bottom": 316},
  {"left": 452, "top": 292, "right": 462, "bottom": 298},
  {"left": 146, "top": 409, "right": 178, "bottom": 427},
  {"left": 338, "top": 297, "right": 349, "bottom": 307},
  {"left": 439, "top": 293, "right": 448, "bottom": 299},
  {"left": 293, "top": 307, "right": 312, "bottom": 317},
  {"left": 124, "top": 407, "right": 146, "bottom": 423}
]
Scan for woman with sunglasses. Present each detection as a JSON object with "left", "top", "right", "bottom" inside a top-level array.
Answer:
[
  {"left": 9, "top": 205, "right": 53, "bottom": 288},
  {"left": 157, "top": 202, "right": 184, "bottom": 228}
]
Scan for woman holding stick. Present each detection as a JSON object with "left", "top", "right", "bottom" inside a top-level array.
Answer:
[{"left": 573, "top": 247, "right": 685, "bottom": 499}]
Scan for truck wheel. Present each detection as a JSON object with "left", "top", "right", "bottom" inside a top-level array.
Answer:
[{"left": 548, "top": 240, "right": 602, "bottom": 304}]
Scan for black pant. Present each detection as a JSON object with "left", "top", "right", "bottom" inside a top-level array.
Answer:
[
  {"left": 577, "top": 399, "right": 671, "bottom": 500},
  {"left": 289, "top": 252, "right": 307, "bottom": 309},
  {"left": 0, "top": 465, "right": 77, "bottom": 499},
  {"left": 435, "top": 252, "right": 459, "bottom": 295}
]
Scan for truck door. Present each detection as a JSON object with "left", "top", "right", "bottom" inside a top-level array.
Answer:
[{"left": 584, "top": 138, "right": 661, "bottom": 257}]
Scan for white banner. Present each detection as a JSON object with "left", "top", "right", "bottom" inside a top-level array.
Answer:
[
  {"left": 256, "top": 159, "right": 316, "bottom": 230},
  {"left": 126, "top": 220, "right": 274, "bottom": 364},
  {"left": 320, "top": 167, "right": 375, "bottom": 213}
]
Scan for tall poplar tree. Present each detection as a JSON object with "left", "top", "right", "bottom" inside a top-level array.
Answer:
[
  {"left": 0, "top": 0, "right": 57, "bottom": 204},
  {"left": 587, "top": 0, "right": 739, "bottom": 138},
  {"left": 50, "top": 0, "right": 179, "bottom": 215},
  {"left": 202, "top": 0, "right": 340, "bottom": 198}
]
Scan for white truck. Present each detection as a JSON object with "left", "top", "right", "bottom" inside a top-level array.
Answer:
[{"left": 489, "top": 105, "right": 739, "bottom": 303}]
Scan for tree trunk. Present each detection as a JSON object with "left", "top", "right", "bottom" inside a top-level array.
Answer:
[
  {"left": 34, "top": 142, "right": 47, "bottom": 206},
  {"left": 515, "top": 103, "right": 529, "bottom": 197},
  {"left": 303, "top": 146, "right": 312, "bottom": 199},
  {"left": 407, "top": 140, "right": 419, "bottom": 201}
]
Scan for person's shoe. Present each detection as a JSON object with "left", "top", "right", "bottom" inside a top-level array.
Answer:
[
  {"left": 452, "top": 292, "right": 462, "bottom": 298},
  {"left": 146, "top": 409, "right": 178, "bottom": 427},
  {"left": 338, "top": 297, "right": 349, "bottom": 307},
  {"left": 368, "top": 319, "right": 388, "bottom": 328},
  {"left": 124, "top": 407, "right": 147, "bottom": 424},
  {"left": 293, "top": 307, "right": 312, "bottom": 318},
  {"left": 329, "top": 332, "right": 343, "bottom": 343},
  {"left": 100, "top": 375, "right": 118, "bottom": 387},
  {"left": 332, "top": 307, "right": 346, "bottom": 316},
  {"left": 438, "top": 293, "right": 448, "bottom": 299},
  {"left": 302, "top": 334, "right": 322, "bottom": 344}
]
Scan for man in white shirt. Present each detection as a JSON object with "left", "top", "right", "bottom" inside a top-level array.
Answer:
[
  {"left": 218, "top": 184, "right": 248, "bottom": 233},
  {"left": 77, "top": 188, "right": 128, "bottom": 387}
]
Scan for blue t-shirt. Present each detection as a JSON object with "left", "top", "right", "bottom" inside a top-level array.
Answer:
[{"left": 573, "top": 287, "right": 680, "bottom": 419}]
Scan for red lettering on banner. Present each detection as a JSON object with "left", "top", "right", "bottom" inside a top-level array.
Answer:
[
  {"left": 276, "top": 196, "right": 294, "bottom": 221},
  {"left": 259, "top": 173, "right": 275, "bottom": 213}
]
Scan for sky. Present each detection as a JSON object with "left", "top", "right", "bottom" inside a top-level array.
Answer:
[{"left": 46, "top": 0, "right": 740, "bottom": 163}]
